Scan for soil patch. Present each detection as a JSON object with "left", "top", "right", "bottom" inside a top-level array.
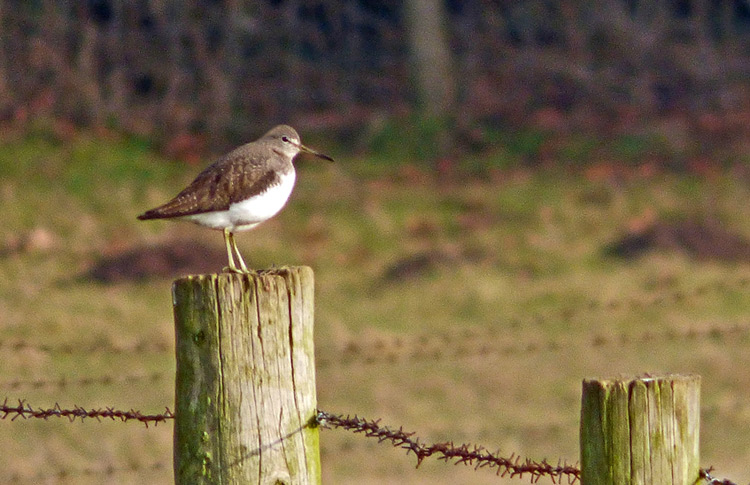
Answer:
[
  {"left": 606, "top": 219, "right": 750, "bottom": 262},
  {"left": 83, "top": 241, "right": 229, "bottom": 282}
]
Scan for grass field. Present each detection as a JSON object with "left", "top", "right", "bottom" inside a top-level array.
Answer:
[{"left": 1, "top": 130, "right": 749, "bottom": 484}]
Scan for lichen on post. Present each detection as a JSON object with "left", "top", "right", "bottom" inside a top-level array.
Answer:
[
  {"left": 172, "top": 267, "right": 319, "bottom": 484},
  {"left": 580, "top": 374, "right": 700, "bottom": 485}
]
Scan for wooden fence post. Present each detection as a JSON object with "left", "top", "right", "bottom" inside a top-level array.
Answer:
[
  {"left": 580, "top": 374, "right": 700, "bottom": 485},
  {"left": 171, "top": 267, "right": 320, "bottom": 485}
]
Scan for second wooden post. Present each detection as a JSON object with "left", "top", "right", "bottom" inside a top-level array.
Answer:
[
  {"left": 172, "top": 267, "right": 319, "bottom": 484},
  {"left": 580, "top": 374, "right": 700, "bottom": 485}
]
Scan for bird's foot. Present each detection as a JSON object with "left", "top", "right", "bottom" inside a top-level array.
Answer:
[
  {"left": 222, "top": 266, "right": 258, "bottom": 275},
  {"left": 259, "top": 263, "right": 278, "bottom": 273},
  {"left": 256, "top": 264, "right": 288, "bottom": 276},
  {"left": 222, "top": 265, "right": 245, "bottom": 275}
]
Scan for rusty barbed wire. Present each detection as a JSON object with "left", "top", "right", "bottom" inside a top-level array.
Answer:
[
  {"left": 317, "top": 411, "right": 742, "bottom": 485},
  {"left": 0, "top": 277, "right": 744, "bottom": 482},
  {"left": 0, "top": 401, "right": 741, "bottom": 484},
  {"left": 320, "top": 419, "right": 577, "bottom": 458},
  {"left": 0, "top": 399, "right": 174, "bottom": 427},
  {"left": 0, "top": 371, "right": 168, "bottom": 391},
  {"left": 317, "top": 322, "right": 750, "bottom": 368},
  {"left": 8, "top": 461, "right": 167, "bottom": 483},
  {"left": 316, "top": 410, "right": 581, "bottom": 484}
]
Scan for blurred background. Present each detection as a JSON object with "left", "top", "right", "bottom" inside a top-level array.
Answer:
[{"left": 1, "top": 1, "right": 750, "bottom": 483}]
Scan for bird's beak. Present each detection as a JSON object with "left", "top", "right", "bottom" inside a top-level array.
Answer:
[{"left": 299, "top": 144, "right": 334, "bottom": 162}]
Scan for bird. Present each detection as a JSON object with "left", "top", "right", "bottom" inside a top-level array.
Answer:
[{"left": 137, "top": 125, "right": 333, "bottom": 273}]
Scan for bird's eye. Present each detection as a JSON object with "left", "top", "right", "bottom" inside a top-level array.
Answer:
[{"left": 281, "top": 136, "right": 290, "bottom": 143}]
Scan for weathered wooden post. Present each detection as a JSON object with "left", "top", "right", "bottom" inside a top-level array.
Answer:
[
  {"left": 172, "top": 267, "right": 320, "bottom": 484},
  {"left": 580, "top": 374, "right": 700, "bottom": 485}
]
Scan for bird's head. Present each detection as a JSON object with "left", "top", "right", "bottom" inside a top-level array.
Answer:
[{"left": 263, "top": 125, "right": 334, "bottom": 162}]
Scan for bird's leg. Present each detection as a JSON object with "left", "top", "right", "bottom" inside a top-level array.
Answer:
[
  {"left": 223, "top": 228, "right": 241, "bottom": 273},
  {"left": 229, "top": 232, "right": 250, "bottom": 273}
]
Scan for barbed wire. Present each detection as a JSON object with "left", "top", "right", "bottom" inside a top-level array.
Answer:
[
  {"left": 516, "top": 277, "right": 750, "bottom": 329},
  {"left": 318, "top": 410, "right": 742, "bottom": 484},
  {"left": 1, "top": 276, "right": 745, "bottom": 359},
  {"left": 0, "top": 338, "right": 170, "bottom": 355},
  {"left": 317, "top": 321, "right": 750, "bottom": 368},
  {"left": 0, "top": 276, "right": 745, "bottom": 482},
  {"left": 3, "top": 322, "right": 746, "bottom": 380},
  {"left": 0, "top": 371, "right": 168, "bottom": 391},
  {"left": 314, "top": 277, "right": 750, "bottom": 368},
  {"left": 0, "top": 401, "right": 741, "bottom": 483},
  {"left": 548, "top": 277, "right": 750, "bottom": 325},
  {"left": 8, "top": 461, "right": 167, "bottom": 483},
  {"left": 3, "top": 324, "right": 747, "bottom": 387},
  {"left": 0, "top": 399, "right": 174, "bottom": 427},
  {"left": 456, "top": 277, "right": 749, "bottom": 333},
  {"left": 315, "top": 410, "right": 581, "bottom": 484}
]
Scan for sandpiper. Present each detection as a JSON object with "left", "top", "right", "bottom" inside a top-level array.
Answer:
[{"left": 137, "top": 125, "right": 333, "bottom": 273}]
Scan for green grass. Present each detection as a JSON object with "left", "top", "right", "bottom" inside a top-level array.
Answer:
[{"left": 0, "top": 130, "right": 749, "bottom": 484}]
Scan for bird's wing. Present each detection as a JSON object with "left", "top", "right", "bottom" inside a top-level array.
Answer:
[{"left": 138, "top": 149, "right": 282, "bottom": 219}]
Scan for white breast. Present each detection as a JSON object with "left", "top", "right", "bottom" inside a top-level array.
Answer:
[
  {"left": 229, "top": 169, "right": 296, "bottom": 231},
  {"left": 182, "top": 169, "right": 296, "bottom": 232}
]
